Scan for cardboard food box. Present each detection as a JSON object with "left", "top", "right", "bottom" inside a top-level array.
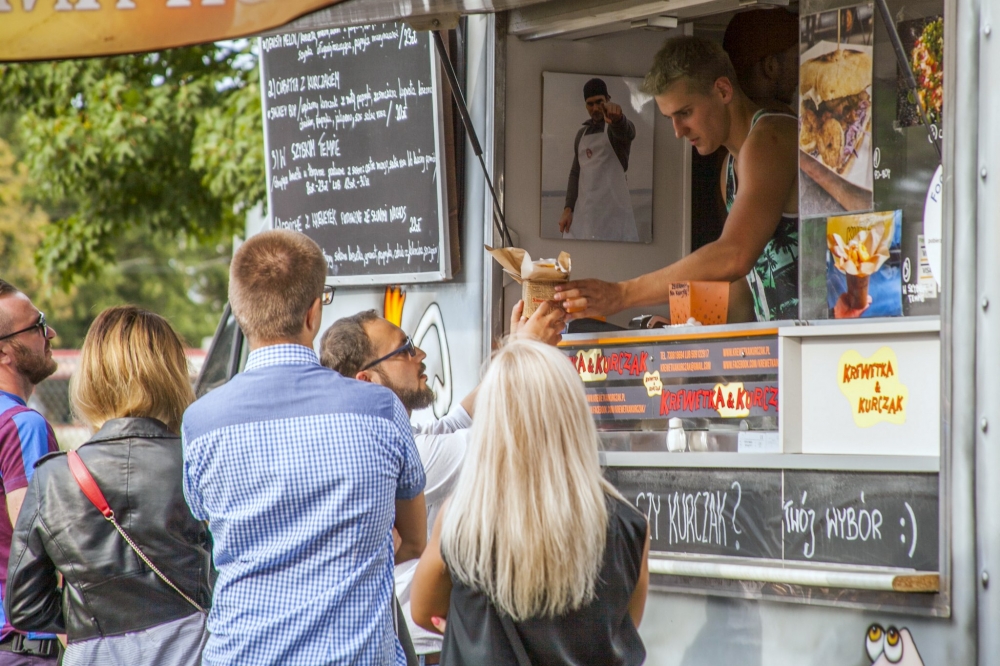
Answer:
[
  {"left": 485, "top": 245, "right": 571, "bottom": 316},
  {"left": 668, "top": 281, "right": 729, "bottom": 325}
]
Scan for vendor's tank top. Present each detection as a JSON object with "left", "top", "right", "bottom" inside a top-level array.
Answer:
[
  {"left": 726, "top": 110, "right": 800, "bottom": 321},
  {"left": 440, "top": 495, "right": 647, "bottom": 666}
]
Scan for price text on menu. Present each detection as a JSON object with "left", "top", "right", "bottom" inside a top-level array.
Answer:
[{"left": 259, "top": 24, "right": 449, "bottom": 283}]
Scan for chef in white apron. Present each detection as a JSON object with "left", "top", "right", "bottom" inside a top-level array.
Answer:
[{"left": 559, "top": 78, "right": 639, "bottom": 242}]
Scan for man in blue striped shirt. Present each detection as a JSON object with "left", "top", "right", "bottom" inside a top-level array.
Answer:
[{"left": 182, "top": 230, "right": 427, "bottom": 666}]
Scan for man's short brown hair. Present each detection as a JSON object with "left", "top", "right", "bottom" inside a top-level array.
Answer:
[
  {"left": 229, "top": 229, "right": 327, "bottom": 342},
  {"left": 319, "top": 310, "right": 380, "bottom": 377},
  {"left": 642, "top": 36, "right": 741, "bottom": 96},
  {"left": 0, "top": 279, "right": 22, "bottom": 335}
]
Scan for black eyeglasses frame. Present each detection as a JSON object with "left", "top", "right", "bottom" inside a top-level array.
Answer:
[
  {"left": 0, "top": 312, "right": 49, "bottom": 342},
  {"left": 321, "top": 285, "right": 335, "bottom": 306},
  {"left": 361, "top": 336, "right": 416, "bottom": 371}
]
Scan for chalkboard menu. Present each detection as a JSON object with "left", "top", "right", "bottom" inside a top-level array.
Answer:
[
  {"left": 260, "top": 24, "right": 451, "bottom": 285},
  {"left": 607, "top": 467, "right": 938, "bottom": 571}
]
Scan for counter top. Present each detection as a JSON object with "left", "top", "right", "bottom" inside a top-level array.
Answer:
[
  {"left": 560, "top": 315, "right": 942, "bottom": 345},
  {"left": 600, "top": 451, "right": 940, "bottom": 472}
]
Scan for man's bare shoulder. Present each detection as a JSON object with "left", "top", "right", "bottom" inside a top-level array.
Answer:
[
  {"left": 740, "top": 115, "right": 798, "bottom": 169},
  {"left": 746, "top": 114, "right": 798, "bottom": 147}
]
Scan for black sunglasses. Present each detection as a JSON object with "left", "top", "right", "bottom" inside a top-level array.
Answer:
[
  {"left": 0, "top": 312, "right": 49, "bottom": 342},
  {"left": 321, "top": 285, "right": 335, "bottom": 306},
  {"left": 361, "top": 336, "right": 416, "bottom": 371}
]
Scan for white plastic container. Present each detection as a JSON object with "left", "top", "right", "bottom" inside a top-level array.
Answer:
[
  {"left": 666, "top": 417, "right": 687, "bottom": 452},
  {"left": 688, "top": 430, "right": 709, "bottom": 452}
]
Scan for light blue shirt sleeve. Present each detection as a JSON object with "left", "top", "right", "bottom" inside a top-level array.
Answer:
[
  {"left": 391, "top": 399, "right": 426, "bottom": 500},
  {"left": 181, "top": 423, "right": 207, "bottom": 521}
]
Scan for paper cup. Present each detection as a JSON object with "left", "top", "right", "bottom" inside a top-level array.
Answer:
[
  {"left": 522, "top": 281, "right": 557, "bottom": 317},
  {"left": 845, "top": 273, "right": 870, "bottom": 310}
]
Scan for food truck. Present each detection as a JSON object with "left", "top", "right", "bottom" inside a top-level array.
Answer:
[{"left": 0, "top": 0, "right": 986, "bottom": 662}]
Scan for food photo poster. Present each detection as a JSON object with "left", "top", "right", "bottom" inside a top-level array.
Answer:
[
  {"left": 896, "top": 15, "right": 943, "bottom": 128},
  {"left": 826, "top": 210, "right": 903, "bottom": 319},
  {"left": 540, "top": 72, "right": 655, "bottom": 243},
  {"left": 799, "top": 3, "right": 875, "bottom": 218}
]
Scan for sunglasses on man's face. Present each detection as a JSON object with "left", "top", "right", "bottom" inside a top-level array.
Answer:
[
  {"left": 361, "top": 336, "right": 417, "bottom": 371},
  {"left": 0, "top": 312, "right": 49, "bottom": 342}
]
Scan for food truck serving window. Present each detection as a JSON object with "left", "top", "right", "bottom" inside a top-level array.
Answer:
[{"left": 552, "top": 0, "right": 949, "bottom": 615}]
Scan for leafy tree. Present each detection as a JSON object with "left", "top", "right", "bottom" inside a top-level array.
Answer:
[
  {"left": 0, "top": 42, "right": 264, "bottom": 289},
  {"left": 0, "top": 136, "right": 231, "bottom": 349}
]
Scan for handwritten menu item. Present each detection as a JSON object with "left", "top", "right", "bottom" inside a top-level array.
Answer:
[
  {"left": 613, "top": 467, "right": 783, "bottom": 560},
  {"left": 783, "top": 471, "right": 937, "bottom": 570},
  {"left": 608, "top": 467, "right": 938, "bottom": 571},
  {"left": 260, "top": 24, "right": 450, "bottom": 284}
]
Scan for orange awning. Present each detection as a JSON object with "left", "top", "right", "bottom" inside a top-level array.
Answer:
[{"left": 0, "top": 0, "right": 344, "bottom": 62}]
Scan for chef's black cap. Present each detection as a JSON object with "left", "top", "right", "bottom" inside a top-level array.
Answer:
[{"left": 583, "top": 78, "right": 609, "bottom": 100}]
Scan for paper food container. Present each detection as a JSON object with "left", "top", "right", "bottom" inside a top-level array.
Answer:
[
  {"left": 668, "top": 281, "right": 729, "bottom": 325},
  {"left": 485, "top": 245, "right": 571, "bottom": 317}
]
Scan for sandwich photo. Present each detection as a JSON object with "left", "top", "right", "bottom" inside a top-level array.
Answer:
[
  {"left": 798, "top": 3, "right": 875, "bottom": 217},
  {"left": 799, "top": 48, "right": 873, "bottom": 176}
]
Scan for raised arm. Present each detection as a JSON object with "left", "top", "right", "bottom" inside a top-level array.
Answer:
[{"left": 554, "top": 116, "right": 797, "bottom": 320}]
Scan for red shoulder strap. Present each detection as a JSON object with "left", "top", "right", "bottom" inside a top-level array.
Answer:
[{"left": 66, "top": 450, "right": 113, "bottom": 519}]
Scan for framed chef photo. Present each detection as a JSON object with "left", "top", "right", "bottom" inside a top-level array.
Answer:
[{"left": 540, "top": 72, "right": 655, "bottom": 243}]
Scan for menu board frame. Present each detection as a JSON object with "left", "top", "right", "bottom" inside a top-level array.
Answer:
[{"left": 259, "top": 26, "right": 453, "bottom": 286}]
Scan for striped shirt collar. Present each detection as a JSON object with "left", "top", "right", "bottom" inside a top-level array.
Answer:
[
  {"left": 0, "top": 390, "right": 25, "bottom": 406},
  {"left": 245, "top": 344, "right": 320, "bottom": 372}
]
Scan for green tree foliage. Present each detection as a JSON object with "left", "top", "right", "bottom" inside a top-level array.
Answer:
[
  {"left": 0, "top": 42, "right": 264, "bottom": 289},
  {"left": 0, "top": 136, "right": 231, "bottom": 349}
]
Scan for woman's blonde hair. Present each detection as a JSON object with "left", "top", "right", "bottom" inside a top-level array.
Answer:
[
  {"left": 441, "top": 338, "right": 622, "bottom": 621},
  {"left": 71, "top": 306, "right": 194, "bottom": 434}
]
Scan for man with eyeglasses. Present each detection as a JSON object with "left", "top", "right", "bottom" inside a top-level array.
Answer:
[
  {"left": 319, "top": 300, "right": 564, "bottom": 665},
  {"left": 182, "top": 230, "right": 427, "bottom": 666},
  {"left": 0, "top": 280, "right": 59, "bottom": 664}
]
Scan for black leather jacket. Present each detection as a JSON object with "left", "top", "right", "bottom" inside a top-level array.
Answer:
[{"left": 4, "top": 417, "right": 214, "bottom": 642}]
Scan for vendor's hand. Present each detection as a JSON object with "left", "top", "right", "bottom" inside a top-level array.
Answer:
[
  {"left": 834, "top": 292, "right": 872, "bottom": 319},
  {"left": 510, "top": 300, "right": 565, "bottom": 345},
  {"left": 603, "top": 102, "right": 623, "bottom": 123},
  {"left": 553, "top": 279, "right": 625, "bottom": 320},
  {"left": 559, "top": 207, "right": 573, "bottom": 234}
]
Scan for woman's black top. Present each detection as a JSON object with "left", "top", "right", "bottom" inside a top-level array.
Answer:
[{"left": 441, "top": 494, "right": 647, "bottom": 665}]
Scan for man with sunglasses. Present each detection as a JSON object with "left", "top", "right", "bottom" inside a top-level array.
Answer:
[
  {"left": 0, "top": 281, "right": 59, "bottom": 664},
  {"left": 319, "top": 300, "right": 564, "bottom": 665}
]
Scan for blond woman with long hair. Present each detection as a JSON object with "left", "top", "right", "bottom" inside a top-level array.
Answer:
[
  {"left": 411, "top": 338, "right": 650, "bottom": 665},
  {"left": 5, "top": 306, "right": 213, "bottom": 666}
]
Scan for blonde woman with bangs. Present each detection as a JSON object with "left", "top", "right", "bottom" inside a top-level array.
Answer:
[
  {"left": 5, "top": 306, "right": 213, "bottom": 666},
  {"left": 411, "top": 338, "right": 650, "bottom": 665}
]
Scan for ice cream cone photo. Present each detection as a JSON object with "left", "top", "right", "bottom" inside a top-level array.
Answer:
[{"left": 825, "top": 211, "right": 903, "bottom": 319}]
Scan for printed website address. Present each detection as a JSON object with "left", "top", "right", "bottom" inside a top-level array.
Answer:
[{"left": 590, "top": 404, "right": 647, "bottom": 415}]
